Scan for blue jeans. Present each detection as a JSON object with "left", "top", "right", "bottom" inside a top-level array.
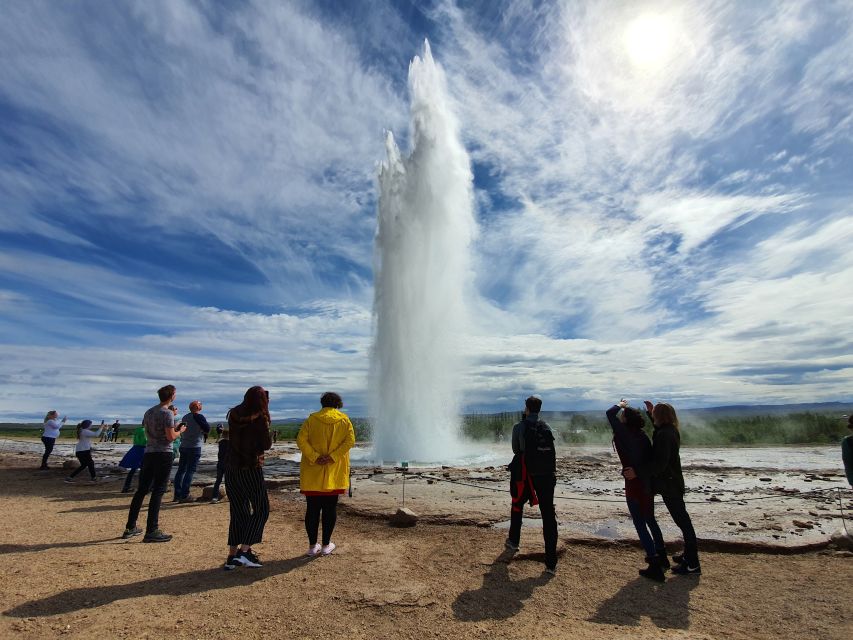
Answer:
[
  {"left": 626, "top": 497, "right": 666, "bottom": 560},
  {"left": 173, "top": 447, "right": 201, "bottom": 500}
]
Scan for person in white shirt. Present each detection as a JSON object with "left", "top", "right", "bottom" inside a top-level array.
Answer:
[
  {"left": 41, "top": 410, "right": 67, "bottom": 470},
  {"left": 65, "top": 420, "right": 104, "bottom": 483}
]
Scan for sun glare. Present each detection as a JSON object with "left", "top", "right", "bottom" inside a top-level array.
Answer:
[{"left": 624, "top": 13, "right": 678, "bottom": 69}]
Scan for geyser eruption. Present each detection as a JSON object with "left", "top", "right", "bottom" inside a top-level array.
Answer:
[{"left": 370, "top": 41, "right": 477, "bottom": 462}]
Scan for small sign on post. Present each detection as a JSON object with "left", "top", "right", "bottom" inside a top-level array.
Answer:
[{"left": 401, "top": 461, "right": 409, "bottom": 506}]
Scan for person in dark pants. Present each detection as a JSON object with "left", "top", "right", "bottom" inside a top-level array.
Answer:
[
  {"left": 65, "top": 420, "right": 104, "bottom": 482},
  {"left": 210, "top": 428, "right": 229, "bottom": 503},
  {"left": 173, "top": 400, "right": 210, "bottom": 502},
  {"left": 506, "top": 395, "right": 558, "bottom": 575},
  {"left": 222, "top": 386, "right": 273, "bottom": 570},
  {"left": 606, "top": 400, "right": 668, "bottom": 582},
  {"left": 626, "top": 400, "right": 700, "bottom": 575},
  {"left": 297, "top": 392, "right": 356, "bottom": 557},
  {"left": 40, "top": 410, "right": 66, "bottom": 469},
  {"left": 123, "top": 385, "right": 187, "bottom": 543}
]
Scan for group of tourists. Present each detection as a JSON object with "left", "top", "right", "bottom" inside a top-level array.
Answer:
[
  {"left": 39, "top": 391, "right": 853, "bottom": 579},
  {"left": 110, "top": 384, "right": 354, "bottom": 570}
]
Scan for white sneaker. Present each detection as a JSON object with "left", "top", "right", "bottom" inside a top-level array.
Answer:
[
  {"left": 306, "top": 543, "right": 322, "bottom": 557},
  {"left": 321, "top": 542, "right": 336, "bottom": 556}
]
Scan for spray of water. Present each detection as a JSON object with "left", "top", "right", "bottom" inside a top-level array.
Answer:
[{"left": 370, "top": 41, "right": 477, "bottom": 463}]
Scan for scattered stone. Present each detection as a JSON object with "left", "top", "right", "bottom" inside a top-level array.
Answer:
[
  {"left": 389, "top": 507, "right": 418, "bottom": 528},
  {"left": 759, "top": 477, "right": 772, "bottom": 482},
  {"left": 739, "top": 521, "right": 748, "bottom": 528},
  {"left": 426, "top": 479, "right": 434, "bottom": 485},
  {"left": 708, "top": 496, "right": 721, "bottom": 502},
  {"left": 792, "top": 520, "right": 813, "bottom": 529},
  {"left": 830, "top": 530, "right": 853, "bottom": 550}
]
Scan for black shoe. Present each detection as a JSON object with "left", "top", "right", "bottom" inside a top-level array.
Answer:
[
  {"left": 672, "top": 553, "right": 684, "bottom": 565},
  {"left": 122, "top": 526, "right": 143, "bottom": 539},
  {"left": 639, "top": 563, "right": 666, "bottom": 583},
  {"left": 223, "top": 555, "right": 240, "bottom": 571},
  {"left": 672, "top": 562, "right": 701, "bottom": 575},
  {"left": 235, "top": 549, "right": 262, "bottom": 568},
  {"left": 657, "top": 554, "right": 671, "bottom": 570},
  {"left": 143, "top": 529, "right": 173, "bottom": 543}
]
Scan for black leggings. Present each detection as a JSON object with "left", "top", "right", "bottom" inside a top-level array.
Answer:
[
  {"left": 69, "top": 450, "right": 96, "bottom": 479},
  {"left": 41, "top": 437, "right": 55, "bottom": 467},
  {"left": 305, "top": 495, "right": 339, "bottom": 546}
]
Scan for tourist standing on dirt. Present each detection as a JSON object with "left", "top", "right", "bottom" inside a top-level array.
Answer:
[
  {"left": 606, "top": 400, "right": 669, "bottom": 582},
  {"left": 223, "top": 386, "right": 273, "bottom": 570},
  {"left": 625, "top": 400, "right": 700, "bottom": 575},
  {"left": 119, "top": 424, "right": 147, "bottom": 493},
  {"left": 842, "top": 414, "right": 853, "bottom": 487},
  {"left": 210, "top": 427, "right": 229, "bottom": 503},
  {"left": 40, "top": 410, "right": 66, "bottom": 470},
  {"left": 64, "top": 420, "right": 104, "bottom": 482},
  {"left": 506, "top": 395, "right": 558, "bottom": 576},
  {"left": 173, "top": 400, "right": 210, "bottom": 502},
  {"left": 296, "top": 392, "right": 355, "bottom": 558},
  {"left": 122, "top": 385, "right": 187, "bottom": 543}
]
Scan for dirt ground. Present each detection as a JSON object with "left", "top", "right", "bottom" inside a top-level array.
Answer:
[{"left": 1, "top": 454, "right": 851, "bottom": 640}]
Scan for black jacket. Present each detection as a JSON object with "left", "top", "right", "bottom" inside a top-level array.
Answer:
[{"left": 647, "top": 422, "right": 685, "bottom": 497}]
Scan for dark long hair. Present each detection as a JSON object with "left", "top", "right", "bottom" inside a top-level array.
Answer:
[
  {"left": 76, "top": 419, "right": 92, "bottom": 439},
  {"left": 228, "top": 386, "right": 270, "bottom": 425}
]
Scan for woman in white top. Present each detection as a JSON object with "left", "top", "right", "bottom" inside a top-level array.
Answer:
[
  {"left": 41, "top": 410, "right": 67, "bottom": 470},
  {"left": 65, "top": 420, "right": 104, "bottom": 483}
]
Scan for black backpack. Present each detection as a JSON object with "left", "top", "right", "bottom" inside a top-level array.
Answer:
[{"left": 523, "top": 420, "right": 556, "bottom": 475}]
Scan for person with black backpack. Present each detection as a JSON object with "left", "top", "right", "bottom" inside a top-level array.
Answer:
[{"left": 506, "top": 395, "right": 558, "bottom": 575}]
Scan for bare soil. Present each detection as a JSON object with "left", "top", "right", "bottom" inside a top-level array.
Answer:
[{"left": 1, "top": 453, "right": 851, "bottom": 640}]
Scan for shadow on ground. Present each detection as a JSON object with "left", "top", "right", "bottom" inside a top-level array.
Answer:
[
  {"left": 4, "top": 555, "right": 313, "bottom": 618},
  {"left": 589, "top": 574, "right": 700, "bottom": 629},
  {"left": 452, "top": 551, "right": 552, "bottom": 621}
]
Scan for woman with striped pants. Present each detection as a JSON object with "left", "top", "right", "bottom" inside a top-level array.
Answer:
[{"left": 223, "top": 386, "right": 273, "bottom": 570}]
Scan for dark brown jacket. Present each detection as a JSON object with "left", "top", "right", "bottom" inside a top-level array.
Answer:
[{"left": 226, "top": 410, "right": 272, "bottom": 469}]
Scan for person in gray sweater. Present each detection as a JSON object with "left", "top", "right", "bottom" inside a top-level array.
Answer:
[{"left": 172, "top": 400, "right": 210, "bottom": 502}]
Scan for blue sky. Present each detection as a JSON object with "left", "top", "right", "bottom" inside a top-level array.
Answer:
[{"left": 1, "top": 0, "right": 852, "bottom": 422}]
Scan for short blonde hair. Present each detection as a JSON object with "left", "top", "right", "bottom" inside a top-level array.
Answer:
[{"left": 44, "top": 410, "right": 58, "bottom": 422}]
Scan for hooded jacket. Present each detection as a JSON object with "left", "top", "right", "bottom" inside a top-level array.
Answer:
[{"left": 297, "top": 407, "right": 355, "bottom": 493}]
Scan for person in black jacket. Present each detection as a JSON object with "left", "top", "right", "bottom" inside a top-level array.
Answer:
[
  {"left": 506, "top": 395, "right": 558, "bottom": 576},
  {"left": 626, "top": 400, "right": 700, "bottom": 575},
  {"left": 210, "top": 428, "right": 229, "bottom": 503},
  {"left": 606, "top": 400, "right": 668, "bottom": 581}
]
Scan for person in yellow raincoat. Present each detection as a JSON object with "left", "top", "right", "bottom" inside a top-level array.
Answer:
[{"left": 296, "top": 392, "right": 355, "bottom": 557}]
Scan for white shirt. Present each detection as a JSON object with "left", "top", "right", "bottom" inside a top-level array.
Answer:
[
  {"left": 43, "top": 418, "right": 65, "bottom": 439},
  {"left": 76, "top": 426, "right": 103, "bottom": 453}
]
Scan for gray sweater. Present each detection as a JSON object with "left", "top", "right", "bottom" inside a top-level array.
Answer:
[{"left": 180, "top": 412, "right": 210, "bottom": 449}]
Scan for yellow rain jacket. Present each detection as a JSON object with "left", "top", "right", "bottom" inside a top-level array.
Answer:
[{"left": 297, "top": 407, "right": 356, "bottom": 492}]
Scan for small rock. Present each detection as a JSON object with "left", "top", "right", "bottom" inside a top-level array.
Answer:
[
  {"left": 759, "top": 477, "right": 772, "bottom": 482},
  {"left": 792, "top": 520, "right": 813, "bottom": 529},
  {"left": 63, "top": 460, "right": 78, "bottom": 470},
  {"left": 389, "top": 507, "right": 418, "bottom": 528},
  {"left": 738, "top": 521, "right": 747, "bottom": 528},
  {"left": 708, "top": 496, "right": 721, "bottom": 502},
  {"left": 201, "top": 485, "right": 225, "bottom": 500}
]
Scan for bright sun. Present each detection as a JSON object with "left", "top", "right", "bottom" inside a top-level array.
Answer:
[{"left": 624, "top": 13, "right": 678, "bottom": 69}]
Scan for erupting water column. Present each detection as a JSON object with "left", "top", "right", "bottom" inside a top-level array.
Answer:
[{"left": 370, "top": 41, "right": 477, "bottom": 463}]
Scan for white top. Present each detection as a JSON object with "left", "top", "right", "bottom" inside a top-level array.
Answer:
[
  {"left": 43, "top": 418, "right": 65, "bottom": 439},
  {"left": 76, "top": 426, "right": 103, "bottom": 453}
]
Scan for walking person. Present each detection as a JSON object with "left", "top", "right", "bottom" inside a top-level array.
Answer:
[
  {"left": 606, "top": 400, "right": 669, "bottom": 582},
  {"left": 119, "top": 424, "right": 147, "bottom": 493},
  {"left": 223, "top": 386, "right": 273, "bottom": 570},
  {"left": 40, "top": 410, "right": 66, "bottom": 470},
  {"left": 625, "top": 400, "right": 701, "bottom": 575},
  {"left": 65, "top": 420, "right": 104, "bottom": 482},
  {"left": 122, "top": 385, "right": 187, "bottom": 543},
  {"left": 296, "top": 392, "right": 356, "bottom": 558},
  {"left": 173, "top": 400, "right": 210, "bottom": 502},
  {"left": 210, "top": 428, "right": 229, "bottom": 503},
  {"left": 505, "top": 396, "right": 559, "bottom": 575}
]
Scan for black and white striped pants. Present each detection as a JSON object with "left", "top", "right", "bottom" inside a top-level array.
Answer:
[{"left": 225, "top": 466, "right": 269, "bottom": 547}]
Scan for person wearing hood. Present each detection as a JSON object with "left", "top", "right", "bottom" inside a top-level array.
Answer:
[
  {"left": 296, "top": 392, "right": 355, "bottom": 557},
  {"left": 65, "top": 420, "right": 104, "bottom": 482}
]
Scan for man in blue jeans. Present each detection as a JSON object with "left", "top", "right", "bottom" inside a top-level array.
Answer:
[
  {"left": 123, "top": 385, "right": 187, "bottom": 542},
  {"left": 173, "top": 399, "right": 210, "bottom": 502}
]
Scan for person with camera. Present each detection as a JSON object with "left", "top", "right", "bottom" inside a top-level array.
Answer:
[
  {"left": 606, "top": 399, "right": 668, "bottom": 582},
  {"left": 40, "top": 410, "right": 66, "bottom": 470},
  {"left": 624, "top": 400, "right": 700, "bottom": 575},
  {"left": 122, "top": 385, "right": 187, "bottom": 543},
  {"left": 65, "top": 420, "right": 105, "bottom": 482},
  {"left": 506, "top": 395, "right": 558, "bottom": 576}
]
